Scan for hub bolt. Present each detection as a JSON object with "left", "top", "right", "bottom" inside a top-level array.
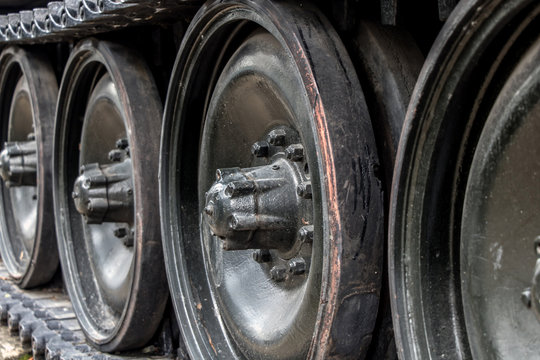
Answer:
[
  {"left": 288, "top": 258, "right": 306, "bottom": 275},
  {"left": 204, "top": 204, "right": 214, "bottom": 217},
  {"left": 251, "top": 141, "right": 269, "bottom": 157},
  {"left": 267, "top": 129, "right": 286, "bottom": 146},
  {"left": 297, "top": 182, "right": 312, "bottom": 199},
  {"left": 114, "top": 227, "right": 128, "bottom": 238},
  {"left": 534, "top": 236, "right": 540, "bottom": 257},
  {"left": 270, "top": 265, "right": 287, "bottom": 282},
  {"left": 299, "top": 225, "right": 314, "bottom": 243},
  {"left": 285, "top": 144, "right": 304, "bottom": 161},
  {"left": 522, "top": 288, "right": 532, "bottom": 308},
  {"left": 116, "top": 138, "right": 129, "bottom": 150},
  {"left": 108, "top": 149, "right": 123, "bottom": 162},
  {"left": 253, "top": 249, "right": 271, "bottom": 263}
]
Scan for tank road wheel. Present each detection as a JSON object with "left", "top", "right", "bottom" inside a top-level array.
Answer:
[
  {"left": 350, "top": 21, "right": 423, "bottom": 358},
  {"left": 390, "top": 0, "right": 540, "bottom": 359},
  {"left": 0, "top": 47, "right": 59, "bottom": 288},
  {"left": 160, "top": 1, "right": 384, "bottom": 359},
  {"left": 53, "top": 39, "right": 168, "bottom": 351}
]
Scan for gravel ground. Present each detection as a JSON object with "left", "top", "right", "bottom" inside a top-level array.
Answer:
[{"left": 0, "top": 324, "right": 31, "bottom": 360}]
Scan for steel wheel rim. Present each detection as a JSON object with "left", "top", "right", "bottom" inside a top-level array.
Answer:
[
  {"left": 77, "top": 73, "right": 134, "bottom": 320},
  {"left": 389, "top": 0, "right": 540, "bottom": 358},
  {"left": 196, "top": 30, "right": 321, "bottom": 357},
  {"left": 2, "top": 75, "right": 37, "bottom": 274}
]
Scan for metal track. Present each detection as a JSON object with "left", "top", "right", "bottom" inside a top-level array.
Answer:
[
  {"left": 0, "top": 0, "right": 200, "bottom": 44},
  {"left": 0, "top": 262, "right": 173, "bottom": 360}
]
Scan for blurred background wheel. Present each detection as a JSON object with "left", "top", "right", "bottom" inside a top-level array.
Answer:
[{"left": 390, "top": 0, "right": 540, "bottom": 358}]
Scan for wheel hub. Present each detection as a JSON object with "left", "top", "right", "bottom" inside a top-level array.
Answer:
[
  {"left": 203, "top": 126, "right": 314, "bottom": 281},
  {"left": 0, "top": 137, "right": 37, "bottom": 187},
  {"left": 205, "top": 158, "right": 305, "bottom": 251},
  {"left": 72, "top": 140, "right": 133, "bottom": 225}
]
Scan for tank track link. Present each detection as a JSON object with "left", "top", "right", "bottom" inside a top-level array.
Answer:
[
  {"left": 0, "top": 262, "right": 173, "bottom": 360},
  {"left": 0, "top": 0, "right": 200, "bottom": 44}
]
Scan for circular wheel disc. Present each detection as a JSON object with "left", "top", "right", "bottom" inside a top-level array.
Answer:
[
  {"left": 390, "top": 0, "right": 540, "bottom": 358},
  {"left": 461, "top": 35, "right": 540, "bottom": 360},
  {"left": 161, "top": 1, "right": 384, "bottom": 359},
  {"left": 53, "top": 39, "right": 168, "bottom": 351},
  {"left": 0, "top": 47, "right": 58, "bottom": 288}
]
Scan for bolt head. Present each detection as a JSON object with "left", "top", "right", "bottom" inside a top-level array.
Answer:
[
  {"left": 116, "top": 138, "right": 129, "bottom": 150},
  {"left": 270, "top": 266, "right": 287, "bottom": 282},
  {"left": 108, "top": 150, "right": 123, "bottom": 162},
  {"left": 285, "top": 144, "right": 304, "bottom": 161},
  {"left": 288, "top": 258, "right": 306, "bottom": 275},
  {"left": 204, "top": 204, "right": 214, "bottom": 217},
  {"left": 114, "top": 227, "right": 128, "bottom": 238},
  {"left": 297, "top": 182, "right": 312, "bottom": 199},
  {"left": 299, "top": 225, "right": 314, "bottom": 243},
  {"left": 522, "top": 288, "right": 532, "bottom": 308},
  {"left": 251, "top": 141, "right": 270, "bottom": 157},
  {"left": 229, "top": 215, "right": 239, "bottom": 230},
  {"left": 253, "top": 249, "right": 271, "bottom": 263},
  {"left": 535, "top": 236, "right": 540, "bottom": 257},
  {"left": 267, "top": 129, "right": 287, "bottom": 146}
]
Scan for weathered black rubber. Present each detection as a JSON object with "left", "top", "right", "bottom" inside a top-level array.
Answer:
[
  {"left": 0, "top": 46, "right": 59, "bottom": 289},
  {"left": 53, "top": 38, "right": 168, "bottom": 352},
  {"left": 347, "top": 20, "right": 423, "bottom": 360}
]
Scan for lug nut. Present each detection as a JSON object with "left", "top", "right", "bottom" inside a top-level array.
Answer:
[
  {"left": 251, "top": 141, "right": 270, "bottom": 157},
  {"left": 253, "top": 249, "right": 271, "bottom": 263},
  {"left": 299, "top": 225, "right": 314, "bottom": 243},
  {"left": 116, "top": 138, "right": 129, "bottom": 150},
  {"left": 27, "top": 133, "right": 35, "bottom": 141},
  {"left": 297, "top": 181, "right": 312, "bottom": 199},
  {"left": 123, "top": 234, "right": 134, "bottom": 247},
  {"left": 270, "top": 265, "right": 287, "bottom": 282},
  {"left": 113, "top": 227, "right": 128, "bottom": 238},
  {"left": 288, "top": 258, "right": 306, "bottom": 275},
  {"left": 522, "top": 288, "right": 532, "bottom": 308},
  {"left": 267, "top": 129, "right": 287, "bottom": 146},
  {"left": 285, "top": 144, "right": 304, "bottom": 161},
  {"left": 204, "top": 204, "right": 214, "bottom": 217},
  {"left": 72, "top": 191, "right": 79, "bottom": 199},
  {"left": 108, "top": 149, "right": 123, "bottom": 162},
  {"left": 534, "top": 236, "right": 540, "bottom": 257}
]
